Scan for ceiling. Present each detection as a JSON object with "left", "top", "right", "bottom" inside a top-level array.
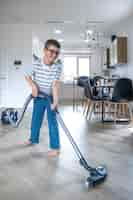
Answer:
[{"left": 0, "top": 0, "right": 133, "bottom": 49}]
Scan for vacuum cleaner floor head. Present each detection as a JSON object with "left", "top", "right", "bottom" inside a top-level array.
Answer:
[{"left": 85, "top": 165, "right": 107, "bottom": 189}]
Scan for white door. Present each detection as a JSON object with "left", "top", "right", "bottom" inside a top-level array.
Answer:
[{"left": 0, "top": 47, "right": 8, "bottom": 107}]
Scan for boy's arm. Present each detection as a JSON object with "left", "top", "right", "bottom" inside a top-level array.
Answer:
[
  {"left": 51, "top": 63, "right": 62, "bottom": 110},
  {"left": 52, "top": 80, "right": 60, "bottom": 110},
  {"left": 24, "top": 64, "right": 38, "bottom": 97},
  {"left": 25, "top": 75, "right": 38, "bottom": 97}
]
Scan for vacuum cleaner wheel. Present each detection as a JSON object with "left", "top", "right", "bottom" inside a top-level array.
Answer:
[{"left": 85, "top": 165, "right": 107, "bottom": 189}]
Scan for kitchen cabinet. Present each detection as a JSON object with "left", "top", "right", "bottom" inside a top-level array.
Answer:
[{"left": 110, "top": 37, "right": 127, "bottom": 66}]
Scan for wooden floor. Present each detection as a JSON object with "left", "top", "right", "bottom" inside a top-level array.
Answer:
[{"left": 0, "top": 105, "right": 133, "bottom": 200}]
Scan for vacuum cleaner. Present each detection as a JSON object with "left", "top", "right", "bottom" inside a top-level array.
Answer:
[
  {"left": 7, "top": 92, "right": 108, "bottom": 189},
  {"left": 1, "top": 95, "right": 31, "bottom": 126},
  {"left": 1, "top": 108, "right": 18, "bottom": 125}
]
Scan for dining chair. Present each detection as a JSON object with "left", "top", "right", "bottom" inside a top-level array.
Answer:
[
  {"left": 83, "top": 81, "right": 108, "bottom": 120},
  {"left": 77, "top": 76, "right": 90, "bottom": 107},
  {"left": 106, "top": 78, "right": 133, "bottom": 122}
]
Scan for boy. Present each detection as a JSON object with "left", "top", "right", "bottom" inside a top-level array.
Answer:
[{"left": 25, "top": 39, "right": 62, "bottom": 157}]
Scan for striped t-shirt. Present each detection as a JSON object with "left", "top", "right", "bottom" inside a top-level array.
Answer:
[{"left": 25, "top": 61, "right": 63, "bottom": 95}]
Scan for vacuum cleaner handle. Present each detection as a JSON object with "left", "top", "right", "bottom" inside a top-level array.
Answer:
[
  {"left": 37, "top": 92, "right": 90, "bottom": 167},
  {"left": 55, "top": 109, "right": 92, "bottom": 171}
]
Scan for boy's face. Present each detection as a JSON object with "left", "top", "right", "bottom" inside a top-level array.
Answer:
[{"left": 44, "top": 45, "right": 60, "bottom": 64}]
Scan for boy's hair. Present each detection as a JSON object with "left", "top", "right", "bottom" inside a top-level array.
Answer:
[{"left": 44, "top": 39, "right": 61, "bottom": 49}]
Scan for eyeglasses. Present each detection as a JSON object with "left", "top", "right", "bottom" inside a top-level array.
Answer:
[{"left": 46, "top": 48, "right": 60, "bottom": 56}]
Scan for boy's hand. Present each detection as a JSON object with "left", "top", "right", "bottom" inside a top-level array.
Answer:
[
  {"left": 51, "top": 103, "right": 58, "bottom": 111},
  {"left": 32, "top": 84, "right": 38, "bottom": 97}
]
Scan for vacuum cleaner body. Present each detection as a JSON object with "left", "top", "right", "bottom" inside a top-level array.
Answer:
[
  {"left": 5, "top": 92, "right": 108, "bottom": 189},
  {"left": 1, "top": 108, "right": 18, "bottom": 125}
]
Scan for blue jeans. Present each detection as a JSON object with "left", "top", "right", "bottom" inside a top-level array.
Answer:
[{"left": 30, "top": 96, "right": 60, "bottom": 149}]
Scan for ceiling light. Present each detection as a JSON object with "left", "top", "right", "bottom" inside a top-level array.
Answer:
[
  {"left": 58, "top": 39, "right": 64, "bottom": 42},
  {"left": 84, "top": 39, "right": 89, "bottom": 43},
  {"left": 87, "top": 30, "right": 93, "bottom": 35},
  {"left": 33, "top": 37, "right": 39, "bottom": 45},
  {"left": 47, "top": 20, "right": 72, "bottom": 24},
  {"left": 55, "top": 29, "right": 62, "bottom": 34}
]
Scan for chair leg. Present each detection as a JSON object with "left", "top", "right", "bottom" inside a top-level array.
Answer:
[
  {"left": 118, "top": 104, "right": 121, "bottom": 118},
  {"left": 120, "top": 104, "right": 122, "bottom": 116},
  {"left": 128, "top": 103, "right": 132, "bottom": 121},
  {"left": 103, "top": 101, "right": 106, "bottom": 120},
  {"left": 108, "top": 102, "right": 113, "bottom": 120},
  {"left": 114, "top": 104, "right": 117, "bottom": 123},
  {"left": 93, "top": 102, "right": 96, "bottom": 114},
  {"left": 125, "top": 103, "right": 129, "bottom": 118},
  {"left": 89, "top": 102, "right": 94, "bottom": 120},
  {"left": 83, "top": 98, "right": 88, "bottom": 115},
  {"left": 82, "top": 95, "right": 85, "bottom": 107},
  {"left": 103, "top": 102, "right": 107, "bottom": 119},
  {"left": 85, "top": 100, "right": 91, "bottom": 118},
  {"left": 97, "top": 102, "right": 101, "bottom": 120},
  {"left": 122, "top": 103, "right": 125, "bottom": 117},
  {"left": 99, "top": 102, "right": 102, "bottom": 120},
  {"left": 125, "top": 104, "right": 128, "bottom": 117},
  {"left": 106, "top": 102, "right": 109, "bottom": 119}
]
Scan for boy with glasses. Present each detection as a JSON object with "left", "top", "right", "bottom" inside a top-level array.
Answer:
[{"left": 24, "top": 39, "right": 63, "bottom": 157}]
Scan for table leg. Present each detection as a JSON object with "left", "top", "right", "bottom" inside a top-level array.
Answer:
[
  {"left": 102, "top": 101, "right": 104, "bottom": 122},
  {"left": 73, "top": 79, "right": 75, "bottom": 111}
]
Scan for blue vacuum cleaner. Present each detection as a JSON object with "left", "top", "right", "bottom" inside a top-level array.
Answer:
[{"left": 5, "top": 92, "right": 108, "bottom": 189}]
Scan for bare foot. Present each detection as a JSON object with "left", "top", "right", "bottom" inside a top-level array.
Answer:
[
  {"left": 47, "top": 150, "right": 60, "bottom": 157},
  {"left": 24, "top": 140, "right": 34, "bottom": 146},
  {"left": 128, "top": 127, "right": 133, "bottom": 132}
]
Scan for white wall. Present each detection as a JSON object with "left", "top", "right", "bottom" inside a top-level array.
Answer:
[
  {"left": 90, "top": 48, "right": 104, "bottom": 76},
  {"left": 107, "top": 15, "right": 133, "bottom": 79},
  {"left": 0, "top": 24, "right": 32, "bottom": 107}
]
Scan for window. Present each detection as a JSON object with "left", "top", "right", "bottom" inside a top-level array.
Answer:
[
  {"left": 78, "top": 57, "right": 90, "bottom": 76},
  {"left": 63, "top": 56, "right": 90, "bottom": 82},
  {"left": 63, "top": 56, "right": 77, "bottom": 82}
]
